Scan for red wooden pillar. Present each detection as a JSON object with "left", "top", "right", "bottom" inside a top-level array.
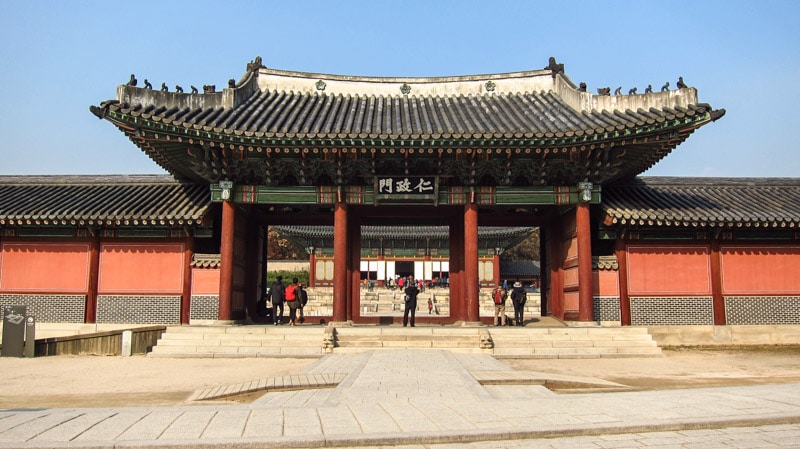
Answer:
[
  {"left": 449, "top": 213, "right": 464, "bottom": 321},
  {"left": 378, "top": 251, "right": 385, "bottom": 287},
  {"left": 85, "top": 235, "right": 100, "bottom": 323},
  {"left": 615, "top": 239, "right": 631, "bottom": 326},
  {"left": 464, "top": 202, "right": 480, "bottom": 322},
  {"left": 710, "top": 239, "right": 726, "bottom": 325},
  {"left": 218, "top": 199, "right": 235, "bottom": 321},
  {"left": 308, "top": 250, "right": 317, "bottom": 288},
  {"left": 332, "top": 201, "right": 348, "bottom": 322},
  {"left": 181, "top": 237, "right": 194, "bottom": 324},
  {"left": 492, "top": 253, "right": 501, "bottom": 287},
  {"left": 576, "top": 202, "right": 594, "bottom": 321}
]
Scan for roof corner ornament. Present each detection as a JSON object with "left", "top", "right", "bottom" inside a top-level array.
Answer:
[
  {"left": 578, "top": 82, "right": 587, "bottom": 92},
  {"left": 203, "top": 85, "right": 216, "bottom": 94},
  {"left": 316, "top": 79, "right": 327, "bottom": 91},
  {"left": 644, "top": 84, "right": 653, "bottom": 94},
  {"left": 246, "top": 55, "right": 265, "bottom": 73},
  {"left": 161, "top": 83, "right": 169, "bottom": 92},
  {"left": 144, "top": 79, "right": 152, "bottom": 89},
  {"left": 628, "top": 87, "right": 637, "bottom": 95},
  {"left": 400, "top": 83, "right": 411, "bottom": 95},
  {"left": 485, "top": 80, "right": 496, "bottom": 92},
  {"left": 544, "top": 56, "right": 564, "bottom": 79},
  {"left": 677, "top": 76, "right": 688, "bottom": 89},
  {"left": 228, "top": 79, "right": 236, "bottom": 88},
  {"left": 127, "top": 74, "right": 137, "bottom": 87},
  {"left": 596, "top": 87, "right": 611, "bottom": 96},
  {"left": 191, "top": 85, "right": 198, "bottom": 94},
  {"left": 661, "top": 82, "right": 670, "bottom": 92}
]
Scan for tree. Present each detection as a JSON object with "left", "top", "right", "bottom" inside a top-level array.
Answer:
[
  {"left": 266, "top": 227, "right": 305, "bottom": 260},
  {"left": 502, "top": 228, "right": 540, "bottom": 261}
]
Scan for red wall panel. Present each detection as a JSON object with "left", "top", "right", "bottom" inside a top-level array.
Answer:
[
  {"left": 594, "top": 270, "right": 620, "bottom": 296},
  {"left": 98, "top": 243, "right": 184, "bottom": 294},
  {"left": 627, "top": 245, "right": 711, "bottom": 295},
  {"left": 721, "top": 245, "right": 800, "bottom": 294},
  {"left": 0, "top": 243, "right": 89, "bottom": 292},
  {"left": 191, "top": 268, "right": 220, "bottom": 295}
]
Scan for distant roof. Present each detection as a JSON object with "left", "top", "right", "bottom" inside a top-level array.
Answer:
[
  {"left": 602, "top": 177, "right": 800, "bottom": 229},
  {"left": 0, "top": 175, "right": 210, "bottom": 227},
  {"left": 275, "top": 225, "right": 533, "bottom": 240}
]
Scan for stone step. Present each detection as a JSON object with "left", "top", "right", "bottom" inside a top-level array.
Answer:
[
  {"left": 487, "top": 326, "right": 663, "bottom": 358},
  {"left": 148, "top": 325, "right": 327, "bottom": 358},
  {"left": 148, "top": 324, "right": 663, "bottom": 359}
]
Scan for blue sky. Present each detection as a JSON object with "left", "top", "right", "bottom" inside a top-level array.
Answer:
[{"left": 1, "top": 0, "right": 798, "bottom": 178}]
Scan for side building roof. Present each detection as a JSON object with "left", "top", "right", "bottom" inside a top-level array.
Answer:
[
  {"left": 602, "top": 177, "right": 800, "bottom": 231},
  {"left": 0, "top": 174, "right": 211, "bottom": 228}
]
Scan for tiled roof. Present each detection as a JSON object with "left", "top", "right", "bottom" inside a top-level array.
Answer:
[
  {"left": 0, "top": 175, "right": 210, "bottom": 227},
  {"left": 273, "top": 225, "right": 534, "bottom": 241},
  {"left": 191, "top": 253, "right": 221, "bottom": 268},
  {"left": 91, "top": 62, "right": 724, "bottom": 186},
  {"left": 602, "top": 177, "right": 800, "bottom": 229},
  {"left": 97, "top": 80, "right": 718, "bottom": 141},
  {"left": 593, "top": 256, "right": 618, "bottom": 270}
]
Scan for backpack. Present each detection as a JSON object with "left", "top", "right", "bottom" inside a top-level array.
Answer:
[
  {"left": 297, "top": 288, "right": 308, "bottom": 306},
  {"left": 492, "top": 288, "right": 506, "bottom": 305},
  {"left": 285, "top": 285, "right": 297, "bottom": 301}
]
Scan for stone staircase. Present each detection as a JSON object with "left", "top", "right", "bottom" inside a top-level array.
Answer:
[
  {"left": 148, "top": 324, "right": 662, "bottom": 358},
  {"left": 489, "top": 326, "right": 663, "bottom": 358},
  {"left": 332, "top": 326, "right": 489, "bottom": 354},
  {"left": 148, "top": 325, "right": 326, "bottom": 358}
]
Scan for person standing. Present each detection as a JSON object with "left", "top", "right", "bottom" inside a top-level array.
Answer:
[
  {"left": 403, "top": 275, "right": 420, "bottom": 327},
  {"left": 510, "top": 281, "right": 527, "bottom": 326},
  {"left": 491, "top": 283, "right": 508, "bottom": 326},
  {"left": 284, "top": 278, "right": 301, "bottom": 326},
  {"left": 270, "top": 276, "right": 285, "bottom": 325},
  {"left": 297, "top": 282, "right": 308, "bottom": 324}
]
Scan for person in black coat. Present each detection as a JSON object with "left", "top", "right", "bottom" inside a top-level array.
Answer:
[
  {"left": 270, "top": 276, "right": 285, "bottom": 325},
  {"left": 403, "top": 275, "right": 420, "bottom": 327},
  {"left": 510, "top": 281, "right": 527, "bottom": 326}
]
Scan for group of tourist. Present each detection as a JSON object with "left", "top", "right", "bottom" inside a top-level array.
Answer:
[
  {"left": 264, "top": 275, "right": 527, "bottom": 328},
  {"left": 491, "top": 280, "right": 528, "bottom": 326},
  {"left": 268, "top": 276, "right": 309, "bottom": 326},
  {"left": 385, "top": 276, "right": 448, "bottom": 291}
]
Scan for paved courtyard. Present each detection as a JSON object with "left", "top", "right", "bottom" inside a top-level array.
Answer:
[{"left": 1, "top": 347, "right": 799, "bottom": 448}]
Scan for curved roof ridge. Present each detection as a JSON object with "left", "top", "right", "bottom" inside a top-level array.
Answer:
[{"left": 0, "top": 174, "right": 180, "bottom": 185}]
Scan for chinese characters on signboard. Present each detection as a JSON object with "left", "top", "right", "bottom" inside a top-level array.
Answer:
[{"left": 377, "top": 177, "right": 435, "bottom": 195}]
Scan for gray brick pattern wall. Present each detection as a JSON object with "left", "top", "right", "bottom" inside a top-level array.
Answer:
[
  {"left": 630, "top": 296, "right": 714, "bottom": 325},
  {"left": 594, "top": 296, "right": 621, "bottom": 323},
  {"left": 0, "top": 294, "right": 85, "bottom": 322},
  {"left": 96, "top": 295, "right": 180, "bottom": 324},
  {"left": 725, "top": 296, "right": 800, "bottom": 325},
  {"left": 190, "top": 295, "right": 219, "bottom": 321}
]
